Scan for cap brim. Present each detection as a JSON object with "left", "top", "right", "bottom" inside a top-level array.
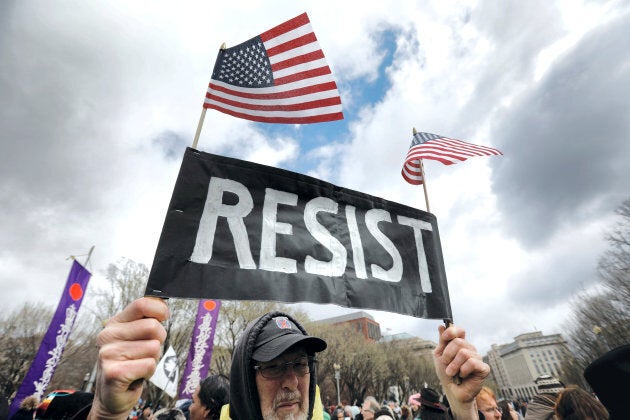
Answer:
[{"left": 253, "top": 334, "right": 327, "bottom": 362}]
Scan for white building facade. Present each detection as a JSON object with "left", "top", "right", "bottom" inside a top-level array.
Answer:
[{"left": 486, "top": 331, "right": 571, "bottom": 399}]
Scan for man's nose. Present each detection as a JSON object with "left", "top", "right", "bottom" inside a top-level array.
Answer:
[{"left": 280, "top": 367, "right": 299, "bottom": 389}]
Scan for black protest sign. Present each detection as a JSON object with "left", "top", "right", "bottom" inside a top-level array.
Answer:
[{"left": 146, "top": 148, "right": 452, "bottom": 319}]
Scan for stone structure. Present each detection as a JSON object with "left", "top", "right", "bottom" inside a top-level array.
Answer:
[{"left": 486, "top": 331, "right": 571, "bottom": 399}]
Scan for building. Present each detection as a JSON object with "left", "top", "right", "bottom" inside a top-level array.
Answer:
[
  {"left": 380, "top": 332, "right": 436, "bottom": 361},
  {"left": 316, "top": 311, "right": 382, "bottom": 341},
  {"left": 486, "top": 331, "right": 571, "bottom": 399}
]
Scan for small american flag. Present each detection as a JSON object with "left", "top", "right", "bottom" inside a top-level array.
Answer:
[
  {"left": 203, "top": 13, "right": 343, "bottom": 124},
  {"left": 402, "top": 131, "right": 503, "bottom": 185}
]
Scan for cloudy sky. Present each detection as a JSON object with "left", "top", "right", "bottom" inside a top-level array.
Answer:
[{"left": 2, "top": 0, "right": 629, "bottom": 355}]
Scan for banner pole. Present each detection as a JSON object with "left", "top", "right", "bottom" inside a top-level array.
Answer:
[{"left": 83, "top": 245, "right": 95, "bottom": 267}]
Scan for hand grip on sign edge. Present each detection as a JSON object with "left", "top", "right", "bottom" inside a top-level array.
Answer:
[{"left": 443, "top": 319, "right": 463, "bottom": 385}]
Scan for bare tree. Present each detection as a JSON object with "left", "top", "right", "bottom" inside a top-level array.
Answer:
[
  {"left": 88, "top": 258, "right": 151, "bottom": 324},
  {"left": 598, "top": 197, "right": 630, "bottom": 304},
  {"left": 561, "top": 198, "right": 630, "bottom": 386},
  {"left": 307, "top": 322, "right": 385, "bottom": 405},
  {"left": 0, "top": 303, "right": 54, "bottom": 398},
  {"left": 214, "top": 301, "right": 297, "bottom": 354}
]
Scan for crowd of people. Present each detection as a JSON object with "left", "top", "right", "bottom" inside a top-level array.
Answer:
[
  {"left": 324, "top": 387, "right": 450, "bottom": 420},
  {"left": 319, "top": 380, "right": 612, "bottom": 420},
  {"left": 6, "top": 297, "right": 624, "bottom": 419}
]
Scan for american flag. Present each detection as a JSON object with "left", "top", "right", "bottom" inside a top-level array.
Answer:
[
  {"left": 203, "top": 13, "right": 343, "bottom": 124},
  {"left": 402, "top": 131, "right": 503, "bottom": 185}
]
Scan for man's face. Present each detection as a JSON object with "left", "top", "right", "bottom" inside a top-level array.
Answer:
[
  {"left": 255, "top": 348, "right": 310, "bottom": 420},
  {"left": 361, "top": 402, "right": 374, "bottom": 420},
  {"left": 189, "top": 385, "right": 209, "bottom": 420}
]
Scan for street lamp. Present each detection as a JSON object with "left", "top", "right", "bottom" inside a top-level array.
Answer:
[
  {"left": 403, "top": 375, "right": 409, "bottom": 402},
  {"left": 333, "top": 363, "right": 341, "bottom": 406}
]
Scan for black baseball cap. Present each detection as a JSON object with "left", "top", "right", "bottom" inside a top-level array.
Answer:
[{"left": 252, "top": 316, "right": 327, "bottom": 362}]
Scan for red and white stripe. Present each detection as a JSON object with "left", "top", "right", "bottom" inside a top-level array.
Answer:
[
  {"left": 204, "top": 13, "right": 343, "bottom": 124},
  {"left": 402, "top": 133, "right": 502, "bottom": 185},
  {"left": 401, "top": 160, "right": 424, "bottom": 185}
]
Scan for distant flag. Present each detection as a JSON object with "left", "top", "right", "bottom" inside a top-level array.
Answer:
[
  {"left": 8, "top": 260, "right": 91, "bottom": 417},
  {"left": 178, "top": 300, "right": 221, "bottom": 400},
  {"left": 402, "top": 131, "right": 503, "bottom": 185},
  {"left": 150, "top": 346, "right": 179, "bottom": 398},
  {"left": 203, "top": 12, "right": 343, "bottom": 124}
]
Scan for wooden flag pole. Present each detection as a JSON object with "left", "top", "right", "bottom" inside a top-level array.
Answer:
[
  {"left": 191, "top": 42, "right": 226, "bottom": 150},
  {"left": 412, "top": 128, "right": 431, "bottom": 213},
  {"left": 411, "top": 130, "right": 458, "bottom": 382},
  {"left": 419, "top": 158, "right": 430, "bottom": 213}
]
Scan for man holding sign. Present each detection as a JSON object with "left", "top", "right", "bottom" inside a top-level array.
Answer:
[{"left": 85, "top": 298, "right": 488, "bottom": 420}]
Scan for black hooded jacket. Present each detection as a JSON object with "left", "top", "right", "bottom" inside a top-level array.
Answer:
[{"left": 229, "top": 311, "right": 319, "bottom": 420}]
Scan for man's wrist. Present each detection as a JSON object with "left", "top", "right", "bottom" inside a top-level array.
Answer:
[
  {"left": 86, "top": 400, "right": 130, "bottom": 420},
  {"left": 448, "top": 402, "right": 480, "bottom": 420}
]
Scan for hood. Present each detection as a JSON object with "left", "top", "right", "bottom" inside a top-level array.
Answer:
[
  {"left": 525, "top": 397, "right": 557, "bottom": 420},
  {"left": 229, "top": 311, "right": 319, "bottom": 420}
]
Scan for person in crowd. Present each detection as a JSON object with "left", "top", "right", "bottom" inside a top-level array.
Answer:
[
  {"left": 514, "top": 400, "right": 527, "bottom": 418},
  {"left": 415, "top": 388, "right": 447, "bottom": 420},
  {"left": 9, "top": 395, "right": 39, "bottom": 420},
  {"left": 407, "top": 394, "right": 421, "bottom": 419},
  {"left": 175, "top": 399, "right": 192, "bottom": 420},
  {"left": 554, "top": 386, "right": 608, "bottom": 420},
  {"left": 322, "top": 406, "right": 331, "bottom": 420},
  {"left": 475, "top": 387, "right": 502, "bottom": 420},
  {"left": 188, "top": 375, "right": 229, "bottom": 420},
  {"left": 86, "top": 297, "right": 489, "bottom": 420},
  {"left": 386, "top": 401, "right": 400, "bottom": 420},
  {"left": 37, "top": 391, "right": 94, "bottom": 419},
  {"left": 524, "top": 393, "right": 557, "bottom": 420},
  {"left": 137, "top": 405, "right": 153, "bottom": 419},
  {"left": 399, "top": 404, "right": 412, "bottom": 420},
  {"left": 498, "top": 400, "right": 519, "bottom": 420},
  {"left": 226, "top": 310, "right": 327, "bottom": 419},
  {"left": 332, "top": 407, "right": 345, "bottom": 420},
  {"left": 373, "top": 406, "right": 395, "bottom": 420},
  {"left": 360, "top": 396, "right": 381, "bottom": 420},
  {"left": 584, "top": 344, "right": 629, "bottom": 420},
  {"left": 152, "top": 407, "right": 186, "bottom": 420},
  {"left": 343, "top": 404, "right": 355, "bottom": 419}
]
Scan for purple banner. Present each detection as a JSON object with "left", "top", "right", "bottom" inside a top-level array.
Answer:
[
  {"left": 178, "top": 299, "right": 221, "bottom": 399},
  {"left": 9, "top": 260, "right": 91, "bottom": 416}
]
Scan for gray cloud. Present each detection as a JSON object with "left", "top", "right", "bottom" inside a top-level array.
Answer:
[
  {"left": 491, "top": 14, "right": 630, "bottom": 248},
  {"left": 151, "top": 131, "right": 189, "bottom": 161}
]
